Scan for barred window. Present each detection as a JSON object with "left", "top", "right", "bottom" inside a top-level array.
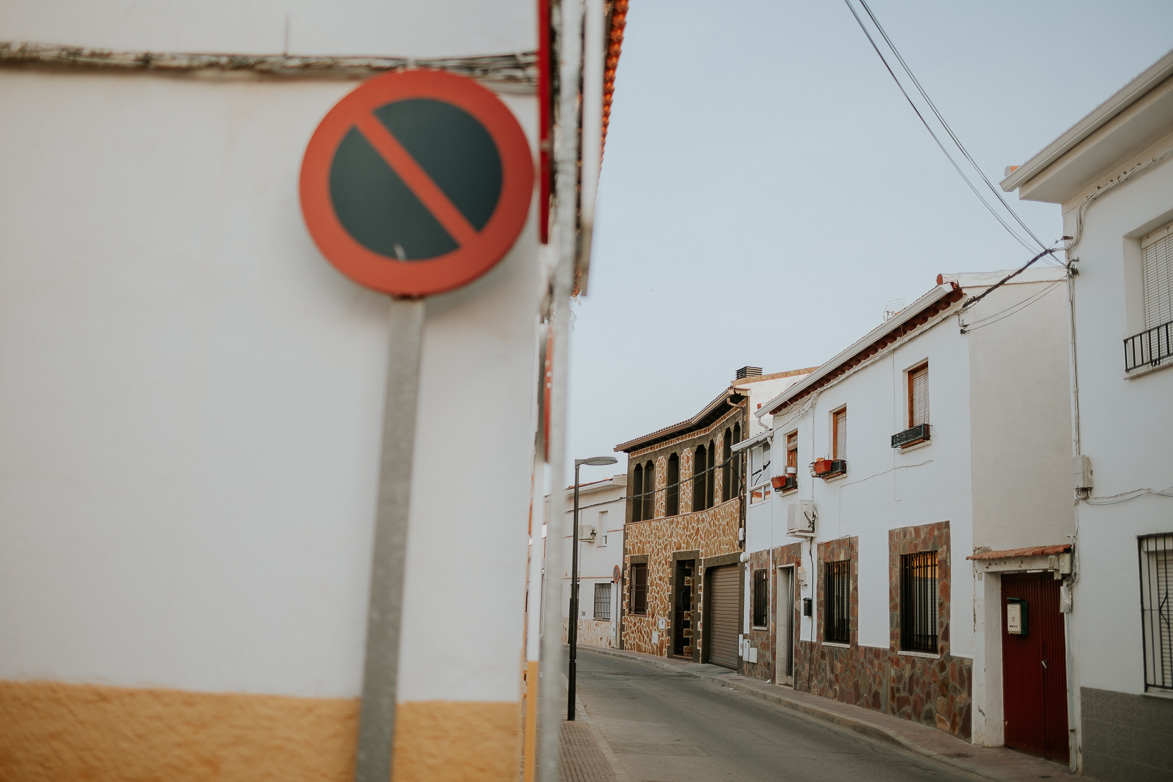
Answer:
[
  {"left": 629, "top": 563, "right": 648, "bottom": 615},
  {"left": 824, "top": 560, "right": 850, "bottom": 644},
  {"left": 900, "top": 551, "right": 938, "bottom": 653},
  {"left": 752, "top": 569, "right": 769, "bottom": 628},
  {"left": 1140, "top": 534, "right": 1173, "bottom": 692},
  {"left": 594, "top": 582, "right": 612, "bottom": 621}
]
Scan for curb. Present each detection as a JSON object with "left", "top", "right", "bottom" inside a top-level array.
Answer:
[{"left": 577, "top": 647, "right": 1043, "bottom": 782}]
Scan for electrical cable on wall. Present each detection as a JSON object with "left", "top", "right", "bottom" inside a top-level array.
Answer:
[{"left": 962, "top": 279, "right": 1064, "bottom": 332}]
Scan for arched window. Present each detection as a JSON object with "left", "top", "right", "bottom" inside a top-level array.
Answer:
[
  {"left": 705, "top": 441, "right": 715, "bottom": 508},
  {"left": 693, "top": 445, "right": 707, "bottom": 512},
  {"left": 642, "top": 460, "right": 655, "bottom": 520},
  {"left": 631, "top": 463, "right": 644, "bottom": 522},
  {"left": 732, "top": 423, "right": 743, "bottom": 497},
  {"left": 722, "top": 429, "right": 733, "bottom": 501},
  {"left": 666, "top": 453, "right": 680, "bottom": 516}
]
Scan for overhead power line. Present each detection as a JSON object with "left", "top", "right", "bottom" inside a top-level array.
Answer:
[{"left": 841, "top": 0, "right": 1063, "bottom": 267}]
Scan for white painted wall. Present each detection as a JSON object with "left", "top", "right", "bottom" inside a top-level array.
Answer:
[
  {"left": 0, "top": 6, "right": 542, "bottom": 705},
  {"left": 754, "top": 312, "right": 976, "bottom": 654},
  {"left": 1058, "top": 133, "right": 1173, "bottom": 695},
  {"left": 556, "top": 475, "right": 625, "bottom": 639},
  {"left": 749, "top": 277, "right": 1074, "bottom": 740},
  {"left": 1, "top": 0, "right": 535, "bottom": 59},
  {"left": 967, "top": 278, "right": 1075, "bottom": 550}
]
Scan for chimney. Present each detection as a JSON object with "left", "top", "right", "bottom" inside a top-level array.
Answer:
[{"left": 735, "top": 366, "right": 762, "bottom": 380}]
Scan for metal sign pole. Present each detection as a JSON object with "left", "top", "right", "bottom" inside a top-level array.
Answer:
[{"left": 355, "top": 297, "right": 425, "bottom": 782}]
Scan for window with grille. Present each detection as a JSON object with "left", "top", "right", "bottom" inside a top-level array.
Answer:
[
  {"left": 629, "top": 563, "right": 648, "bottom": 615},
  {"left": 900, "top": 550, "right": 938, "bottom": 653},
  {"left": 594, "top": 582, "right": 612, "bottom": 620},
  {"left": 832, "top": 408, "right": 847, "bottom": 461},
  {"left": 666, "top": 454, "right": 680, "bottom": 516},
  {"left": 1140, "top": 533, "right": 1173, "bottom": 692},
  {"left": 909, "top": 363, "right": 929, "bottom": 427},
  {"left": 1142, "top": 224, "right": 1173, "bottom": 330},
  {"left": 752, "top": 569, "right": 769, "bottom": 628},
  {"left": 824, "top": 560, "right": 850, "bottom": 644}
]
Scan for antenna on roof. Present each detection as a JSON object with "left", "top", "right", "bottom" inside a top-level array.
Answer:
[{"left": 883, "top": 298, "right": 906, "bottom": 322}]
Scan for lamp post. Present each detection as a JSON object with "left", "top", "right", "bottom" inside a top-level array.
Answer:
[{"left": 568, "top": 455, "right": 617, "bottom": 721}]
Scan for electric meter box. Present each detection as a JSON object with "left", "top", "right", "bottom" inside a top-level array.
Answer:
[{"left": 1006, "top": 598, "right": 1028, "bottom": 636}]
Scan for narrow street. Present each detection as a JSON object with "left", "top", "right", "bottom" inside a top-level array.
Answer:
[{"left": 569, "top": 648, "right": 985, "bottom": 782}]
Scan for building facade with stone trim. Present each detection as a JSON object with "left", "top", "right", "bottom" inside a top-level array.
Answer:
[
  {"left": 742, "top": 273, "right": 1075, "bottom": 757},
  {"left": 615, "top": 368, "right": 812, "bottom": 666},
  {"left": 1003, "top": 49, "right": 1173, "bottom": 779}
]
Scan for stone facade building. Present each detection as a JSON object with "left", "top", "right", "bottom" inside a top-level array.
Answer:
[{"left": 616, "top": 368, "right": 811, "bottom": 668}]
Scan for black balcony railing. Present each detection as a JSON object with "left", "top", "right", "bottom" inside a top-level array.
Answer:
[{"left": 1124, "top": 320, "right": 1173, "bottom": 373}]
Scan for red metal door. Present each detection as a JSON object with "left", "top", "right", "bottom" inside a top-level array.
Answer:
[{"left": 1001, "top": 573, "right": 1069, "bottom": 763}]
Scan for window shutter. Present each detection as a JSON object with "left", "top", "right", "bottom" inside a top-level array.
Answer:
[
  {"left": 910, "top": 365, "right": 929, "bottom": 427},
  {"left": 1142, "top": 225, "right": 1173, "bottom": 329},
  {"left": 786, "top": 431, "right": 798, "bottom": 469},
  {"left": 834, "top": 409, "right": 847, "bottom": 460}
]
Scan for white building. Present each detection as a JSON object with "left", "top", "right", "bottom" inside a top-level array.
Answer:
[
  {"left": 556, "top": 473, "right": 627, "bottom": 649},
  {"left": 738, "top": 271, "right": 1075, "bottom": 761},
  {"left": 0, "top": 1, "right": 623, "bottom": 779},
  {"left": 1002, "top": 49, "right": 1173, "bottom": 780}
]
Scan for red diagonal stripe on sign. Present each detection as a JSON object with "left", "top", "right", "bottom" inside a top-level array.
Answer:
[{"left": 355, "top": 112, "right": 479, "bottom": 249}]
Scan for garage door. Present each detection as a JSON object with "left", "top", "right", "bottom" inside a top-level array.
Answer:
[{"left": 707, "top": 565, "right": 739, "bottom": 669}]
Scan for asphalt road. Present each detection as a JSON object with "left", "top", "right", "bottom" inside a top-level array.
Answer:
[{"left": 569, "top": 648, "right": 986, "bottom": 782}]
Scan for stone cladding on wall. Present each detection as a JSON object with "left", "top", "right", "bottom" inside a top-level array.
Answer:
[
  {"left": 743, "top": 522, "right": 973, "bottom": 740},
  {"left": 740, "top": 542, "right": 804, "bottom": 683},
  {"left": 621, "top": 498, "right": 740, "bottom": 658}
]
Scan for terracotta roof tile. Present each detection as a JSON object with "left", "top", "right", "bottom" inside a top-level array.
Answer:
[{"left": 967, "top": 543, "right": 1072, "bottom": 561}]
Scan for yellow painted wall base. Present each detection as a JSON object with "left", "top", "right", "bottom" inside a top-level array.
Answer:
[{"left": 0, "top": 680, "right": 520, "bottom": 782}]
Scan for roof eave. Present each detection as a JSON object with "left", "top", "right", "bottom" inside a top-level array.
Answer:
[
  {"left": 758, "top": 284, "right": 962, "bottom": 418},
  {"left": 1001, "top": 48, "right": 1173, "bottom": 200}
]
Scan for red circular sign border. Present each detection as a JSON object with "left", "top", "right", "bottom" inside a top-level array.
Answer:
[{"left": 300, "top": 70, "right": 534, "bottom": 297}]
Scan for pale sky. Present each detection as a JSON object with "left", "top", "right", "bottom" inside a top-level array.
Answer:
[{"left": 563, "top": 0, "right": 1173, "bottom": 484}]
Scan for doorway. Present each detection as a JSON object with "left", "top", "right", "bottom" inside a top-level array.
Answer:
[
  {"left": 776, "top": 566, "right": 795, "bottom": 686},
  {"left": 672, "top": 559, "right": 695, "bottom": 658},
  {"left": 1001, "top": 572, "right": 1069, "bottom": 763}
]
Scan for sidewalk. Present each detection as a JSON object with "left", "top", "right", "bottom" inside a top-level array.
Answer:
[{"left": 564, "top": 646, "right": 1086, "bottom": 782}]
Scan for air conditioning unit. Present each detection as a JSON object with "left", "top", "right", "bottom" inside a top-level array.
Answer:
[
  {"left": 578, "top": 525, "right": 596, "bottom": 542},
  {"left": 787, "top": 500, "right": 816, "bottom": 536}
]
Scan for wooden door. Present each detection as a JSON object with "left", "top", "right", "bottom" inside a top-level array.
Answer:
[{"left": 1001, "top": 573, "right": 1069, "bottom": 763}]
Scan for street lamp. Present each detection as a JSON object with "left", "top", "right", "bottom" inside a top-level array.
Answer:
[{"left": 568, "top": 455, "right": 618, "bottom": 721}]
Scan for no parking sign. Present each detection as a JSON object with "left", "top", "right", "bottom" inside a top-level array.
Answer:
[{"left": 300, "top": 69, "right": 534, "bottom": 297}]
